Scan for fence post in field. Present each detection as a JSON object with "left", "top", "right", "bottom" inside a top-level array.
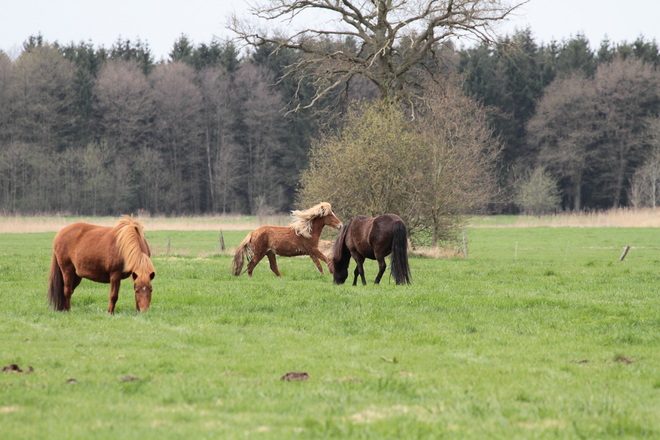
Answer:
[
  {"left": 167, "top": 237, "right": 171, "bottom": 255},
  {"left": 219, "top": 231, "right": 226, "bottom": 252},
  {"left": 462, "top": 230, "right": 468, "bottom": 258},
  {"left": 619, "top": 244, "right": 631, "bottom": 261},
  {"left": 515, "top": 242, "right": 518, "bottom": 261}
]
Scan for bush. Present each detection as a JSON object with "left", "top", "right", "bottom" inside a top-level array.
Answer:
[{"left": 516, "top": 167, "right": 562, "bottom": 215}]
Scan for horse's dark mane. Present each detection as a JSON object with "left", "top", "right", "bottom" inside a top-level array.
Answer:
[{"left": 331, "top": 218, "right": 353, "bottom": 265}]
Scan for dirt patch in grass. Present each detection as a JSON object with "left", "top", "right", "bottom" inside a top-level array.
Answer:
[
  {"left": 2, "top": 364, "right": 33, "bottom": 374},
  {"left": 280, "top": 371, "right": 309, "bottom": 382}
]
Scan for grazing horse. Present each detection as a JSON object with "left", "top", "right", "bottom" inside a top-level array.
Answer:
[
  {"left": 232, "top": 202, "right": 342, "bottom": 277},
  {"left": 48, "top": 215, "right": 155, "bottom": 314},
  {"left": 329, "top": 214, "right": 411, "bottom": 286}
]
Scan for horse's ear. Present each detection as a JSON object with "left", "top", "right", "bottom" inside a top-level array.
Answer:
[
  {"left": 131, "top": 272, "right": 138, "bottom": 281},
  {"left": 150, "top": 272, "right": 155, "bottom": 280}
]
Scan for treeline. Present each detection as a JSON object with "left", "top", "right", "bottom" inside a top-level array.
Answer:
[
  {"left": 1, "top": 30, "right": 660, "bottom": 215},
  {"left": 457, "top": 30, "right": 660, "bottom": 211},
  {"left": 0, "top": 35, "right": 349, "bottom": 215}
]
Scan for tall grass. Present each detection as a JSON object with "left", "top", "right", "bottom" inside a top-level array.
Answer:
[
  {"left": 471, "top": 207, "right": 660, "bottom": 228},
  {"left": 3, "top": 207, "right": 660, "bottom": 234}
]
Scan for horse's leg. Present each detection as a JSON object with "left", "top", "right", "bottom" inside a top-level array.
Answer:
[
  {"left": 247, "top": 251, "right": 265, "bottom": 277},
  {"left": 374, "top": 255, "right": 387, "bottom": 284},
  {"left": 352, "top": 254, "right": 367, "bottom": 286},
  {"left": 266, "top": 251, "right": 282, "bottom": 277},
  {"left": 61, "top": 269, "right": 78, "bottom": 311},
  {"left": 309, "top": 248, "right": 329, "bottom": 274},
  {"left": 353, "top": 266, "right": 360, "bottom": 286},
  {"left": 108, "top": 274, "right": 122, "bottom": 314}
]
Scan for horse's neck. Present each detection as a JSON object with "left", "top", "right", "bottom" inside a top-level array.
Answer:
[{"left": 309, "top": 218, "right": 325, "bottom": 241}]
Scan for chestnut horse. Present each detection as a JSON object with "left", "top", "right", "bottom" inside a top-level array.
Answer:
[
  {"left": 48, "top": 215, "right": 155, "bottom": 313},
  {"left": 232, "top": 202, "right": 342, "bottom": 277},
  {"left": 328, "top": 214, "right": 411, "bottom": 286}
]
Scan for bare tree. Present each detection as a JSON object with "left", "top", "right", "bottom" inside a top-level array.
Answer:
[
  {"left": 151, "top": 62, "right": 204, "bottom": 212},
  {"left": 413, "top": 77, "right": 500, "bottom": 244},
  {"left": 594, "top": 57, "right": 660, "bottom": 208},
  {"left": 94, "top": 59, "right": 155, "bottom": 153},
  {"left": 231, "top": 0, "right": 526, "bottom": 109},
  {"left": 527, "top": 74, "right": 598, "bottom": 211},
  {"left": 198, "top": 66, "right": 238, "bottom": 212},
  {"left": 0, "top": 52, "right": 15, "bottom": 144},
  {"left": 235, "top": 63, "right": 287, "bottom": 212},
  {"left": 629, "top": 118, "right": 660, "bottom": 209},
  {"left": 11, "top": 44, "right": 76, "bottom": 150}
]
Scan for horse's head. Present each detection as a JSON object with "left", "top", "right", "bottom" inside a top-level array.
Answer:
[
  {"left": 323, "top": 210, "right": 342, "bottom": 230},
  {"left": 331, "top": 259, "right": 349, "bottom": 284},
  {"left": 329, "top": 218, "right": 352, "bottom": 285},
  {"left": 131, "top": 267, "right": 155, "bottom": 312}
]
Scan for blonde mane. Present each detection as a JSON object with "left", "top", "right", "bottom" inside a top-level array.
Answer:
[
  {"left": 290, "top": 202, "right": 332, "bottom": 238},
  {"left": 115, "top": 215, "right": 154, "bottom": 273}
]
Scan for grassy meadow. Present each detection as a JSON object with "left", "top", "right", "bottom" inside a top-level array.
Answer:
[{"left": 1, "top": 219, "right": 660, "bottom": 438}]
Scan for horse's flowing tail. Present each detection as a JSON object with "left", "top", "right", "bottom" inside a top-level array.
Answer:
[
  {"left": 47, "top": 254, "right": 66, "bottom": 311},
  {"left": 390, "top": 221, "right": 411, "bottom": 285},
  {"left": 231, "top": 232, "right": 254, "bottom": 276}
]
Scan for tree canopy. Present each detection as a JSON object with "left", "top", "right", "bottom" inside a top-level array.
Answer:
[{"left": 231, "top": 0, "right": 527, "bottom": 109}]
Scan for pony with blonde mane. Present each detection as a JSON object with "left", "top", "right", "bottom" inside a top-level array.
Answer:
[
  {"left": 232, "top": 202, "right": 342, "bottom": 277},
  {"left": 48, "top": 215, "right": 155, "bottom": 313}
]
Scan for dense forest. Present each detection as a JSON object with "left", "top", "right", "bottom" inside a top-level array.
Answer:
[{"left": 1, "top": 30, "right": 659, "bottom": 215}]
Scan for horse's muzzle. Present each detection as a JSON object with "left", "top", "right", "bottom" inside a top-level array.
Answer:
[{"left": 336, "top": 223, "right": 343, "bottom": 230}]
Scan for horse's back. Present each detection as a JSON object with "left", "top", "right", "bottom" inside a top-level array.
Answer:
[
  {"left": 53, "top": 223, "right": 121, "bottom": 280},
  {"left": 366, "top": 214, "right": 405, "bottom": 257},
  {"left": 253, "top": 225, "right": 309, "bottom": 256}
]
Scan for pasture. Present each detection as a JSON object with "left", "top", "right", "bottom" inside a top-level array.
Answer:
[{"left": 1, "top": 222, "right": 660, "bottom": 438}]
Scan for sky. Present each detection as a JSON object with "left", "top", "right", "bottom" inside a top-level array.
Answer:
[{"left": 1, "top": 0, "right": 660, "bottom": 60}]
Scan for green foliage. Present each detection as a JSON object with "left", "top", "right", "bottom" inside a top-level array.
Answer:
[
  {"left": 110, "top": 37, "right": 154, "bottom": 75},
  {"left": 2, "top": 226, "right": 660, "bottom": 438},
  {"left": 516, "top": 167, "right": 562, "bottom": 215},
  {"left": 299, "top": 100, "right": 417, "bottom": 219},
  {"left": 299, "top": 86, "right": 500, "bottom": 245}
]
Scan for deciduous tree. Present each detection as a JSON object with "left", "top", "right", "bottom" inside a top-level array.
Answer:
[
  {"left": 527, "top": 73, "right": 598, "bottom": 211},
  {"left": 298, "top": 79, "right": 499, "bottom": 245},
  {"left": 231, "top": 0, "right": 526, "bottom": 109}
]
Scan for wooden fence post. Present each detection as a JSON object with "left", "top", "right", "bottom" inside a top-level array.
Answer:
[{"left": 619, "top": 245, "right": 631, "bottom": 261}]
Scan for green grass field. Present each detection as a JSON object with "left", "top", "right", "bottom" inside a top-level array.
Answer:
[{"left": 1, "top": 226, "right": 660, "bottom": 438}]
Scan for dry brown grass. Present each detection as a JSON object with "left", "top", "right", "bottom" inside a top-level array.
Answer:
[
  {"left": 412, "top": 246, "right": 465, "bottom": 259},
  {"left": 471, "top": 208, "right": 660, "bottom": 228},
  {"left": 4, "top": 207, "right": 660, "bottom": 234},
  {"left": 0, "top": 214, "right": 291, "bottom": 234}
]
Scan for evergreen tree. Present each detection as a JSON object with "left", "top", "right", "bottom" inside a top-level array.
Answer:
[
  {"left": 556, "top": 33, "right": 596, "bottom": 77},
  {"left": 169, "top": 34, "right": 194, "bottom": 64},
  {"left": 110, "top": 38, "right": 154, "bottom": 75}
]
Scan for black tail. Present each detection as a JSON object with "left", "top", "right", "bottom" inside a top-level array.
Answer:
[
  {"left": 47, "top": 254, "right": 66, "bottom": 311},
  {"left": 390, "top": 221, "right": 411, "bottom": 285}
]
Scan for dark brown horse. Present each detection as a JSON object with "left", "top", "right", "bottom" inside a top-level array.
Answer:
[
  {"left": 232, "top": 202, "right": 342, "bottom": 277},
  {"left": 329, "top": 214, "right": 411, "bottom": 285},
  {"left": 48, "top": 215, "right": 155, "bottom": 314}
]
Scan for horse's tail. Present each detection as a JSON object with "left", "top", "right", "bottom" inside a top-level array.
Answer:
[
  {"left": 390, "top": 220, "right": 411, "bottom": 285},
  {"left": 47, "top": 254, "right": 66, "bottom": 311},
  {"left": 231, "top": 232, "right": 254, "bottom": 276}
]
